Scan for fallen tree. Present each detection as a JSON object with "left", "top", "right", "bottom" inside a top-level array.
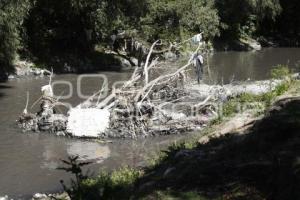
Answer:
[{"left": 17, "top": 40, "right": 290, "bottom": 139}]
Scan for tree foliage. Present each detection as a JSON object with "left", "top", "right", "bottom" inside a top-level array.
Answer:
[
  {"left": 215, "top": 0, "right": 282, "bottom": 39},
  {"left": 0, "top": 0, "right": 299, "bottom": 78},
  {"left": 274, "top": 0, "right": 300, "bottom": 44},
  {"left": 0, "top": 0, "right": 31, "bottom": 76},
  {"left": 142, "top": 0, "right": 219, "bottom": 41}
]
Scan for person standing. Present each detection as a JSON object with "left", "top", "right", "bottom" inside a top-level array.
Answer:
[{"left": 193, "top": 53, "right": 204, "bottom": 84}]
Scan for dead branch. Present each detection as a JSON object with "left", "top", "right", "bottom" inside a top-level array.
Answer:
[
  {"left": 23, "top": 91, "right": 29, "bottom": 114},
  {"left": 134, "top": 42, "right": 202, "bottom": 102},
  {"left": 144, "top": 40, "right": 160, "bottom": 85}
]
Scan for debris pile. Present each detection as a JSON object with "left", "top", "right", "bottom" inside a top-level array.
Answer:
[
  {"left": 18, "top": 75, "right": 68, "bottom": 136},
  {"left": 17, "top": 40, "right": 286, "bottom": 138}
]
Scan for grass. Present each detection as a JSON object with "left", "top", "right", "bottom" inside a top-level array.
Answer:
[
  {"left": 270, "top": 64, "right": 291, "bottom": 79},
  {"left": 216, "top": 78, "right": 293, "bottom": 123},
  {"left": 80, "top": 167, "right": 142, "bottom": 199}
]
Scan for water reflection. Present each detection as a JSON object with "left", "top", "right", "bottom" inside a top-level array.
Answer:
[
  {"left": 42, "top": 140, "right": 111, "bottom": 169},
  {"left": 209, "top": 48, "right": 300, "bottom": 83},
  {"left": 67, "top": 141, "right": 110, "bottom": 163}
]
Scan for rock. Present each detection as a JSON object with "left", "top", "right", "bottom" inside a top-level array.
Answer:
[
  {"left": 139, "top": 181, "right": 156, "bottom": 191},
  {"left": 56, "top": 131, "right": 66, "bottom": 136},
  {"left": 163, "top": 167, "right": 176, "bottom": 178},
  {"left": 120, "top": 58, "right": 132, "bottom": 68},
  {"left": 227, "top": 80, "right": 283, "bottom": 95},
  {"left": 32, "top": 192, "right": 70, "bottom": 200},
  {"left": 292, "top": 73, "right": 300, "bottom": 80},
  {"left": 248, "top": 40, "right": 262, "bottom": 51},
  {"left": 33, "top": 69, "right": 42, "bottom": 76},
  {"left": 131, "top": 58, "right": 139, "bottom": 66},
  {"left": 158, "top": 110, "right": 187, "bottom": 121},
  {"left": 239, "top": 38, "right": 262, "bottom": 51},
  {"left": 0, "top": 195, "right": 8, "bottom": 200},
  {"left": 13, "top": 60, "right": 51, "bottom": 78},
  {"left": 175, "top": 150, "right": 193, "bottom": 158},
  {"left": 8, "top": 75, "right": 15, "bottom": 79},
  {"left": 33, "top": 193, "right": 47, "bottom": 199},
  {"left": 186, "top": 79, "right": 283, "bottom": 101}
]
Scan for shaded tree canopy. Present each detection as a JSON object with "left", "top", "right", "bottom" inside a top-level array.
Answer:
[
  {"left": 0, "top": 0, "right": 299, "bottom": 78},
  {"left": 0, "top": 0, "right": 31, "bottom": 76}
]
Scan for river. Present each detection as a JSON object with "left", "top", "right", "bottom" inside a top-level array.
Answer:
[{"left": 0, "top": 48, "right": 299, "bottom": 199}]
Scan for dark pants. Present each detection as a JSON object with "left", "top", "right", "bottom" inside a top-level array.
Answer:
[{"left": 196, "top": 59, "right": 203, "bottom": 84}]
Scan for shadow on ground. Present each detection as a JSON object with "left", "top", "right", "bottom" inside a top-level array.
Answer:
[
  {"left": 133, "top": 97, "right": 300, "bottom": 200},
  {"left": 61, "top": 97, "right": 300, "bottom": 200}
]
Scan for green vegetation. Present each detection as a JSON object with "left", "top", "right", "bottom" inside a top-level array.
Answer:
[
  {"left": 215, "top": 0, "right": 282, "bottom": 41},
  {"left": 0, "top": 0, "right": 299, "bottom": 79},
  {"left": 61, "top": 91, "right": 300, "bottom": 199},
  {"left": 216, "top": 80, "right": 292, "bottom": 123},
  {"left": 142, "top": 0, "right": 220, "bottom": 41},
  {"left": 57, "top": 156, "right": 92, "bottom": 200},
  {"left": 271, "top": 64, "right": 291, "bottom": 79},
  {"left": 0, "top": 0, "right": 31, "bottom": 77},
  {"left": 58, "top": 156, "right": 142, "bottom": 200},
  {"left": 260, "top": 0, "right": 300, "bottom": 46},
  {"left": 80, "top": 167, "right": 142, "bottom": 199},
  {"left": 58, "top": 75, "right": 300, "bottom": 199}
]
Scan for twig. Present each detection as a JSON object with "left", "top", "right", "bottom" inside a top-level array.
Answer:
[
  {"left": 194, "top": 96, "right": 212, "bottom": 108},
  {"left": 30, "top": 96, "right": 42, "bottom": 109},
  {"left": 49, "top": 67, "right": 53, "bottom": 85}
]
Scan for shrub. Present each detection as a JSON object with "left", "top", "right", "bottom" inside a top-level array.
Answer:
[{"left": 58, "top": 156, "right": 142, "bottom": 200}]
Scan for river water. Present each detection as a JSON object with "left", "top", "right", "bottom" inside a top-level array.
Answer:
[{"left": 0, "top": 48, "right": 299, "bottom": 199}]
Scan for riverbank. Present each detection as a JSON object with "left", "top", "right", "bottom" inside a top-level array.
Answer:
[
  {"left": 31, "top": 76, "right": 300, "bottom": 199},
  {"left": 1, "top": 38, "right": 299, "bottom": 83},
  {"left": 133, "top": 82, "right": 300, "bottom": 200},
  {"left": 0, "top": 60, "right": 52, "bottom": 81}
]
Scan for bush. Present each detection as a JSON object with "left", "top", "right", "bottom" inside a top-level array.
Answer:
[{"left": 58, "top": 156, "right": 142, "bottom": 200}]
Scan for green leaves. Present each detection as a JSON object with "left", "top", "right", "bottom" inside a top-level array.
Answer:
[
  {"left": 271, "top": 65, "right": 291, "bottom": 80},
  {"left": 142, "top": 0, "right": 220, "bottom": 41},
  {"left": 216, "top": 0, "right": 282, "bottom": 39},
  {"left": 0, "top": 0, "right": 31, "bottom": 76}
]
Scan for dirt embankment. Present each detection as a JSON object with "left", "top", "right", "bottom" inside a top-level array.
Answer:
[{"left": 134, "top": 88, "right": 300, "bottom": 199}]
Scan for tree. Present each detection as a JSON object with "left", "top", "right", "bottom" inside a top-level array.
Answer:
[
  {"left": 275, "top": 0, "right": 300, "bottom": 44},
  {"left": 0, "top": 0, "right": 31, "bottom": 78},
  {"left": 215, "top": 0, "right": 281, "bottom": 39},
  {"left": 25, "top": 0, "right": 97, "bottom": 57},
  {"left": 141, "top": 0, "right": 219, "bottom": 42}
]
